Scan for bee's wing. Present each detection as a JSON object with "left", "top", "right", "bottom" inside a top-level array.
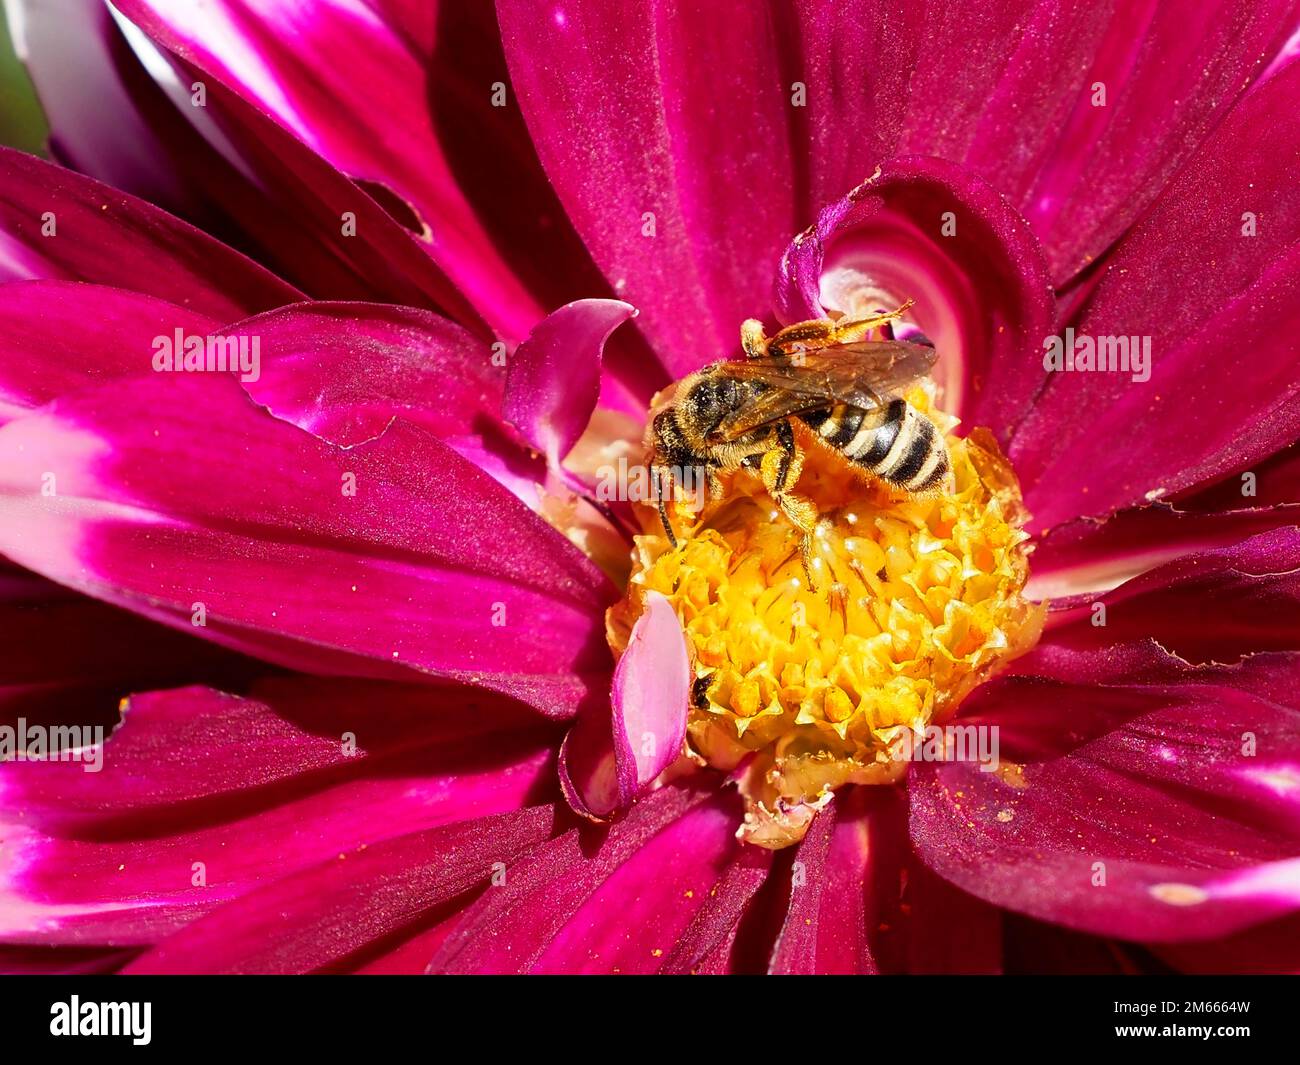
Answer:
[
  {"left": 723, "top": 340, "right": 938, "bottom": 411},
  {"left": 709, "top": 386, "right": 834, "bottom": 443}
]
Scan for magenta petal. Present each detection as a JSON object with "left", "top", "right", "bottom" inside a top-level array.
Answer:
[
  {"left": 0, "top": 148, "right": 299, "bottom": 319},
  {"left": 234, "top": 300, "right": 549, "bottom": 503},
  {"left": 8, "top": 0, "right": 198, "bottom": 214},
  {"left": 910, "top": 671, "right": 1300, "bottom": 941},
  {"left": 0, "top": 564, "right": 255, "bottom": 727},
  {"left": 121, "top": 806, "right": 559, "bottom": 974},
  {"left": 1029, "top": 500, "right": 1300, "bottom": 601},
  {"left": 0, "top": 680, "right": 555, "bottom": 947},
  {"left": 92, "top": 13, "right": 490, "bottom": 329},
  {"left": 556, "top": 710, "right": 620, "bottom": 821},
  {"left": 497, "top": 0, "right": 796, "bottom": 376},
  {"left": 430, "top": 783, "right": 746, "bottom": 974},
  {"left": 0, "top": 280, "right": 217, "bottom": 424},
  {"left": 6, "top": 677, "right": 551, "bottom": 834},
  {"left": 1013, "top": 60, "right": 1300, "bottom": 529},
  {"left": 1155, "top": 912, "right": 1300, "bottom": 975},
  {"left": 559, "top": 591, "right": 689, "bottom": 818},
  {"left": 774, "top": 158, "right": 1055, "bottom": 441},
  {"left": 792, "top": 0, "right": 1296, "bottom": 284},
  {"left": 1037, "top": 528, "right": 1300, "bottom": 671},
  {"left": 768, "top": 798, "right": 842, "bottom": 974},
  {"left": 112, "top": 0, "right": 570, "bottom": 342},
  {"left": 660, "top": 845, "right": 773, "bottom": 974},
  {"left": 766, "top": 786, "right": 919, "bottom": 974},
  {"left": 903, "top": 860, "right": 1004, "bottom": 975},
  {"left": 503, "top": 299, "right": 636, "bottom": 468},
  {"left": 0, "top": 373, "right": 613, "bottom": 717},
  {"left": 233, "top": 301, "right": 504, "bottom": 446},
  {"left": 957, "top": 0, "right": 1296, "bottom": 282}
]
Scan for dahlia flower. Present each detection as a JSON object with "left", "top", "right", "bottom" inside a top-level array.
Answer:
[{"left": 0, "top": 0, "right": 1297, "bottom": 976}]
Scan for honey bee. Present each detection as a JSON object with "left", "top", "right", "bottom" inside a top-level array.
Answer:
[{"left": 648, "top": 301, "right": 949, "bottom": 572}]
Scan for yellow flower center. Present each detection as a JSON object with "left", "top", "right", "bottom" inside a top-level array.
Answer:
[{"left": 608, "top": 386, "right": 1044, "bottom": 848}]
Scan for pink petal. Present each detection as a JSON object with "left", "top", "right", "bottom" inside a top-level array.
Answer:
[
  {"left": 910, "top": 667, "right": 1300, "bottom": 941},
  {"left": 0, "top": 563, "right": 257, "bottom": 728},
  {"left": 233, "top": 300, "right": 508, "bottom": 445},
  {"left": 1029, "top": 500, "right": 1300, "bottom": 601},
  {"left": 430, "top": 783, "right": 752, "bottom": 973},
  {"left": 610, "top": 592, "right": 691, "bottom": 790},
  {"left": 0, "top": 280, "right": 217, "bottom": 424},
  {"left": 7, "top": 678, "right": 551, "bottom": 833},
  {"left": 497, "top": 0, "right": 795, "bottom": 377},
  {"left": 232, "top": 299, "right": 557, "bottom": 503},
  {"left": 0, "top": 373, "right": 614, "bottom": 717},
  {"left": 774, "top": 158, "right": 1055, "bottom": 442},
  {"left": 902, "top": 860, "right": 1004, "bottom": 975},
  {"left": 0, "top": 147, "right": 299, "bottom": 319},
  {"left": 0, "top": 682, "right": 556, "bottom": 947},
  {"left": 122, "top": 806, "right": 560, "bottom": 974},
  {"left": 659, "top": 845, "right": 773, "bottom": 974},
  {"left": 112, "top": 0, "right": 593, "bottom": 343},
  {"left": 8, "top": 0, "right": 198, "bottom": 214},
  {"left": 794, "top": 0, "right": 1296, "bottom": 284},
  {"left": 559, "top": 591, "right": 690, "bottom": 818},
  {"left": 95, "top": 13, "right": 489, "bottom": 328},
  {"left": 1155, "top": 912, "right": 1300, "bottom": 974},
  {"left": 1036, "top": 527, "right": 1300, "bottom": 671},
  {"left": 1012, "top": 59, "right": 1300, "bottom": 530},
  {"left": 503, "top": 298, "right": 637, "bottom": 468}
]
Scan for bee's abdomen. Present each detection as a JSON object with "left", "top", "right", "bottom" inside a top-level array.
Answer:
[
  {"left": 802, "top": 402, "right": 865, "bottom": 450},
  {"left": 842, "top": 399, "right": 949, "bottom": 492}
]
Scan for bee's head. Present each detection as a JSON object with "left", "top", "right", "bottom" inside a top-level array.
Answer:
[{"left": 684, "top": 373, "right": 745, "bottom": 434}]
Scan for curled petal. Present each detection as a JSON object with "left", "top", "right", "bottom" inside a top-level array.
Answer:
[
  {"left": 774, "top": 158, "right": 1055, "bottom": 443},
  {"left": 503, "top": 298, "right": 637, "bottom": 469},
  {"left": 611, "top": 591, "right": 691, "bottom": 792},
  {"left": 560, "top": 591, "right": 689, "bottom": 818}
]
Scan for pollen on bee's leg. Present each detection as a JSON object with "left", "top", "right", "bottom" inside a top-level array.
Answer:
[{"left": 608, "top": 386, "right": 1045, "bottom": 849}]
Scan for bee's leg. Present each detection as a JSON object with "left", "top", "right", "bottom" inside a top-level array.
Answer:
[
  {"left": 767, "top": 318, "right": 838, "bottom": 360},
  {"left": 740, "top": 319, "right": 769, "bottom": 359},
  {"left": 828, "top": 298, "right": 916, "bottom": 344},
  {"left": 760, "top": 422, "right": 819, "bottom": 588},
  {"left": 707, "top": 466, "right": 725, "bottom": 500},
  {"left": 652, "top": 464, "right": 678, "bottom": 548}
]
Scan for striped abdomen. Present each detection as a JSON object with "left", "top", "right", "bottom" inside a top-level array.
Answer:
[{"left": 800, "top": 399, "right": 949, "bottom": 491}]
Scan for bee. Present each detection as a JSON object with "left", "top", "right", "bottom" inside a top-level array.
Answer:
[{"left": 648, "top": 301, "right": 949, "bottom": 573}]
